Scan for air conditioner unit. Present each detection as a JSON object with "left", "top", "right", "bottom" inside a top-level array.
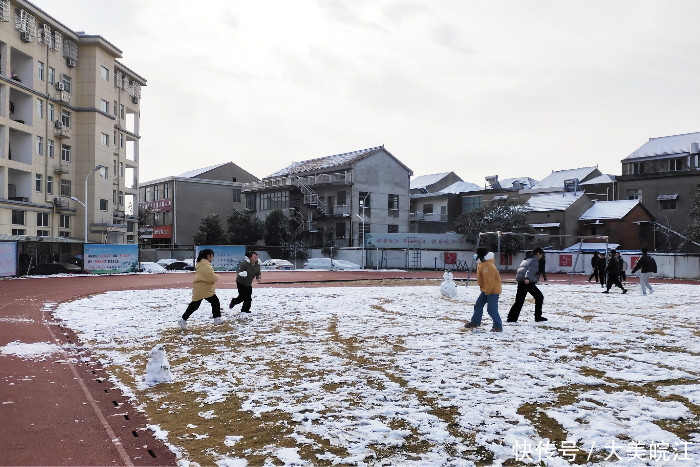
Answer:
[
  {"left": 54, "top": 120, "right": 63, "bottom": 129},
  {"left": 60, "top": 91, "right": 69, "bottom": 103},
  {"left": 55, "top": 82, "right": 65, "bottom": 91},
  {"left": 66, "top": 57, "right": 76, "bottom": 68},
  {"left": 20, "top": 31, "right": 30, "bottom": 42},
  {"left": 131, "top": 96, "right": 139, "bottom": 104},
  {"left": 53, "top": 197, "right": 67, "bottom": 207}
]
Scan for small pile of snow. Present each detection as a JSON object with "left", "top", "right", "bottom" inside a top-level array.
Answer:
[{"left": 0, "top": 341, "right": 61, "bottom": 359}]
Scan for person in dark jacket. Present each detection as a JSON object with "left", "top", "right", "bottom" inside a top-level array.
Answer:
[
  {"left": 631, "top": 247, "right": 656, "bottom": 295},
  {"left": 588, "top": 252, "right": 604, "bottom": 287},
  {"left": 507, "top": 247, "right": 547, "bottom": 323},
  {"left": 537, "top": 251, "right": 547, "bottom": 282},
  {"left": 603, "top": 249, "right": 627, "bottom": 294},
  {"left": 229, "top": 251, "right": 262, "bottom": 314}
]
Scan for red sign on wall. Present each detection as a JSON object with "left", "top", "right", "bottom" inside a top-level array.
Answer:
[
  {"left": 500, "top": 254, "right": 512, "bottom": 266},
  {"left": 444, "top": 252, "right": 457, "bottom": 265},
  {"left": 559, "top": 254, "right": 573, "bottom": 267},
  {"left": 153, "top": 225, "right": 172, "bottom": 238},
  {"left": 631, "top": 256, "right": 640, "bottom": 269}
]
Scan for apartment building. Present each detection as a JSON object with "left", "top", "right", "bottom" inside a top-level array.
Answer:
[
  {"left": 243, "top": 146, "right": 412, "bottom": 248},
  {"left": 616, "top": 132, "right": 700, "bottom": 250},
  {"left": 0, "top": 0, "right": 144, "bottom": 243}
]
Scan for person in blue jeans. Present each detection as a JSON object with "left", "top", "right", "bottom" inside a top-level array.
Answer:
[{"left": 465, "top": 247, "right": 503, "bottom": 332}]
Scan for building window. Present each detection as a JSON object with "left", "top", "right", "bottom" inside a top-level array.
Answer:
[
  {"left": 59, "top": 215, "right": 70, "bottom": 229},
  {"left": 669, "top": 158, "right": 683, "bottom": 171},
  {"left": 119, "top": 133, "right": 124, "bottom": 148},
  {"left": 388, "top": 224, "right": 399, "bottom": 233},
  {"left": 36, "top": 99, "right": 43, "bottom": 118},
  {"left": 61, "top": 144, "right": 71, "bottom": 162},
  {"left": 60, "top": 179, "right": 71, "bottom": 197},
  {"left": 38, "top": 61, "right": 44, "bottom": 81},
  {"left": 113, "top": 190, "right": 117, "bottom": 204},
  {"left": 233, "top": 188, "right": 241, "bottom": 203},
  {"left": 359, "top": 192, "right": 371, "bottom": 213},
  {"left": 47, "top": 176, "right": 53, "bottom": 194},
  {"left": 48, "top": 67, "right": 55, "bottom": 84},
  {"left": 61, "top": 110, "right": 71, "bottom": 128},
  {"left": 153, "top": 184, "right": 159, "bottom": 199},
  {"left": 631, "top": 162, "right": 644, "bottom": 175},
  {"left": 35, "top": 174, "right": 42, "bottom": 192},
  {"left": 61, "top": 75, "right": 72, "bottom": 93},
  {"left": 119, "top": 191, "right": 123, "bottom": 205},
  {"left": 37, "top": 212, "right": 49, "bottom": 227},
  {"left": 245, "top": 194, "right": 256, "bottom": 211},
  {"left": 12, "top": 210, "right": 25, "bottom": 225},
  {"left": 113, "top": 159, "right": 117, "bottom": 176},
  {"left": 388, "top": 194, "right": 399, "bottom": 210},
  {"left": 463, "top": 196, "right": 482, "bottom": 212},
  {"left": 163, "top": 182, "right": 170, "bottom": 198},
  {"left": 335, "top": 222, "right": 346, "bottom": 238},
  {"left": 100, "top": 66, "right": 109, "bottom": 81},
  {"left": 660, "top": 199, "right": 677, "bottom": 210},
  {"left": 11, "top": 229, "right": 26, "bottom": 235},
  {"left": 113, "top": 101, "right": 118, "bottom": 115},
  {"left": 37, "top": 230, "right": 50, "bottom": 237},
  {"left": 99, "top": 199, "right": 108, "bottom": 211},
  {"left": 422, "top": 204, "right": 433, "bottom": 214},
  {"left": 100, "top": 133, "right": 109, "bottom": 146},
  {"left": 337, "top": 190, "right": 347, "bottom": 206},
  {"left": 48, "top": 103, "right": 54, "bottom": 122},
  {"left": 119, "top": 104, "right": 124, "bottom": 119},
  {"left": 47, "top": 139, "right": 54, "bottom": 158},
  {"left": 627, "top": 189, "right": 642, "bottom": 201},
  {"left": 119, "top": 162, "right": 124, "bottom": 177},
  {"left": 36, "top": 136, "right": 43, "bottom": 155},
  {"left": 100, "top": 99, "right": 109, "bottom": 113}
]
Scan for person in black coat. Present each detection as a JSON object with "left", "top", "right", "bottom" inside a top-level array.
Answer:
[
  {"left": 603, "top": 250, "right": 627, "bottom": 294},
  {"left": 588, "top": 252, "right": 604, "bottom": 287},
  {"left": 631, "top": 247, "right": 656, "bottom": 295}
]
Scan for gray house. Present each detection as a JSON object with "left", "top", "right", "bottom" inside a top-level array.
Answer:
[
  {"left": 139, "top": 162, "right": 259, "bottom": 248},
  {"left": 243, "top": 146, "right": 412, "bottom": 248}
]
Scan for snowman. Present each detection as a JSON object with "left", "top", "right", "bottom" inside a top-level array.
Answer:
[
  {"left": 145, "top": 344, "right": 173, "bottom": 385},
  {"left": 439, "top": 270, "right": 458, "bottom": 298}
]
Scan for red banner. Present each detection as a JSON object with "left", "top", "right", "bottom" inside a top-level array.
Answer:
[
  {"left": 444, "top": 252, "right": 457, "bottom": 265},
  {"left": 559, "top": 254, "right": 573, "bottom": 267}
]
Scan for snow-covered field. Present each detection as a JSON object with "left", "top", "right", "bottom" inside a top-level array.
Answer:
[{"left": 45, "top": 282, "right": 700, "bottom": 466}]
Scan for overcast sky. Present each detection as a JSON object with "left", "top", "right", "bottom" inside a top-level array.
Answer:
[{"left": 31, "top": 0, "right": 700, "bottom": 186}]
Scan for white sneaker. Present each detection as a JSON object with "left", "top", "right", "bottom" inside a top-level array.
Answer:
[
  {"left": 649, "top": 289, "right": 654, "bottom": 294},
  {"left": 178, "top": 318, "right": 187, "bottom": 330},
  {"left": 213, "top": 317, "right": 224, "bottom": 325}
]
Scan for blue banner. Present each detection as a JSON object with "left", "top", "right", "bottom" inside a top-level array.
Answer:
[
  {"left": 0, "top": 242, "right": 18, "bottom": 277},
  {"left": 195, "top": 245, "right": 246, "bottom": 271},
  {"left": 84, "top": 244, "right": 139, "bottom": 274}
]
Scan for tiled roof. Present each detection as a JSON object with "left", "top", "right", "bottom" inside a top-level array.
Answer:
[
  {"left": 266, "top": 146, "right": 385, "bottom": 178},
  {"left": 624, "top": 132, "right": 700, "bottom": 161},
  {"left": 580, "top": 174, "right": 615, "bottom": 185},
  {"left": 411, "top": 173, "right": 452, "bottom": 190},
  {"left": 526, "top": 192, "right": 584, "bottom": 212},
  {"left": 578, "top": 200, "right": 639, "bottom": 220},
  {"left": 441, "top": 181, "right": 482, "bottom": 194},
  {"left": 179, "top": 163, "right": 228, "bottom": 178}
]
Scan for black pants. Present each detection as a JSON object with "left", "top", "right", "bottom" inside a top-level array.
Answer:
[
  {"left": 230, "top": 281, "right": 253, "bottom": 312},
  {"left": 182, "top": 294, "right": 221, "bottom": 320},
  {"left": 507, "top": 282, "right": 544, "bottom": 322},
  {"left": 606, "top": 274, "right": 625, "bottom": 291},
  {"left": 589, "top": 268, "right": 604, "bottom": 286}
]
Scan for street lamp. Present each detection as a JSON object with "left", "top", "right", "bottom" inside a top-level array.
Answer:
[
  {"left": 71, "top": 164, "right": 104, "bottom": 243},
  {"left": 356, "top": 191, "right": 370, "bottom": 269}
]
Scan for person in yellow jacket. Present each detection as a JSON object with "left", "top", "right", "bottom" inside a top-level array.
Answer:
[
  {"left": 178, "top": 249, "right": 222, "bottom": 330},
  {"left": 465, "top": 247, "right": 503, "bottom": 332}
]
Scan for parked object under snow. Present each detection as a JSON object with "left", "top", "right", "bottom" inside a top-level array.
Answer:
[
  {"left": 439, "top": 270, "right": 457, "bottom": 298},
  {"left": 145, "top": 344, "right": 173, "bottom": 384}
]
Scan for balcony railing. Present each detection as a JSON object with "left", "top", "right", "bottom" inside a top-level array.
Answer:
[
  {"left": 242, "top": 172, "right": 353, "bottom": 192},
  {"left": 410, "top": 212, "right": 448, "bottom": 222}
]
